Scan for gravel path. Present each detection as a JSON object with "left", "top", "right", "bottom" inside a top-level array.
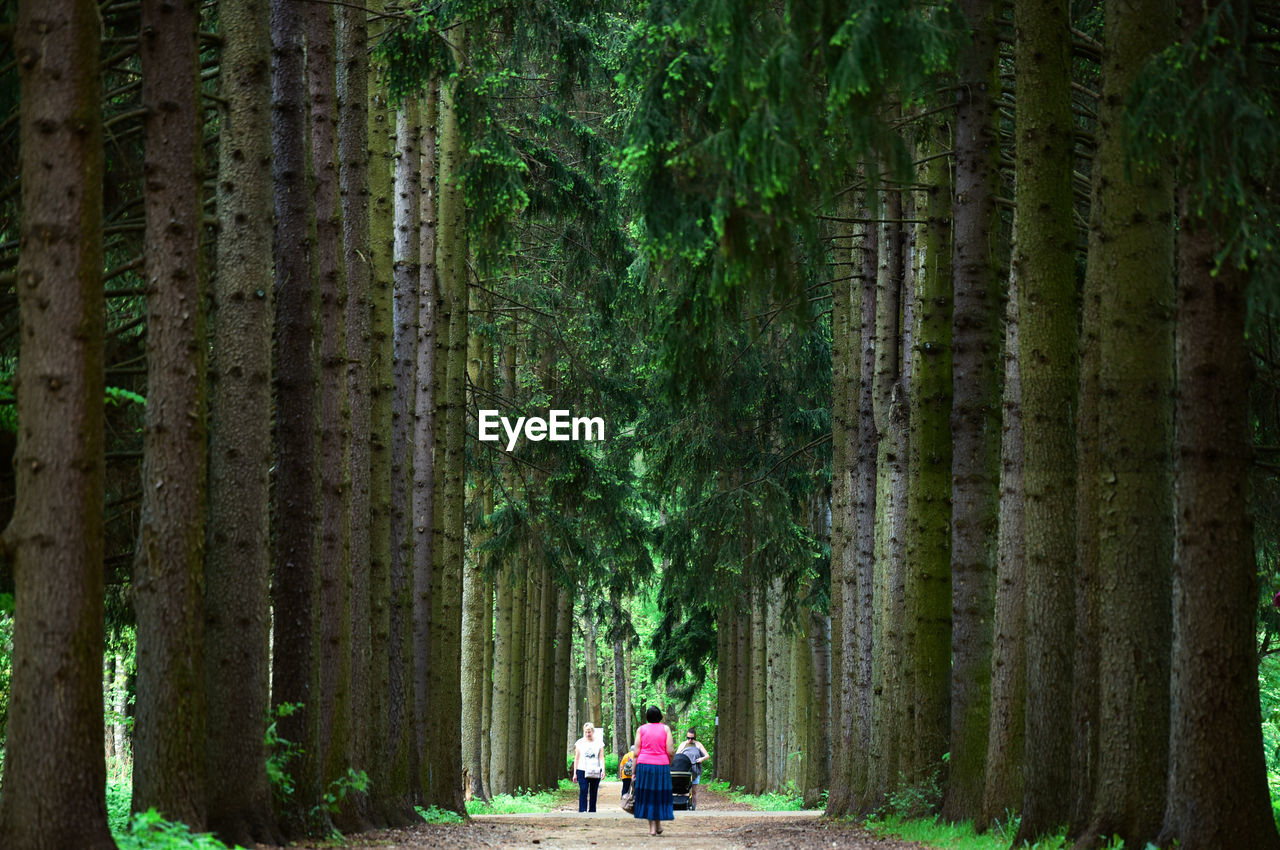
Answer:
[{"left": 290, "top": 781, "right": 932, "bottom": 849}]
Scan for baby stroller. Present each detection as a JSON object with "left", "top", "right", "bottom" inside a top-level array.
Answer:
[{"left": 670, "top": 750, "right": 694, "bottom": 810}]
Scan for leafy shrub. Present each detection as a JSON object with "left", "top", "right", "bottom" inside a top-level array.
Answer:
[
  {"left": 107, "top": 779, "right": 133, "bottom": 834},
  {"left": 417, "top": 805, "right": 465, "bottom": 823},
  {"left": 264, "top": 702, "right": 301, "bottom": 806},
  {"left": 114, "top": 808, "right": 239, "bottom": 850},
  {"left": 883, "top": 769, "right": 943, "bottom": 820}
]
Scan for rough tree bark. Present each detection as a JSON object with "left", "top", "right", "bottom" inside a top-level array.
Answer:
[
  {"left": 909, "top": 128, "right": 953, "bottom": 795},
  {"left": 364, "top": 0, "right": 410, "bottom": 824},
  {"left": 1011, "top": 0, "right": 1078, "bottom": 838},
  {"left": 825, "top": 210, "right": 855, "bottom": 817},
  {"left": 1157, "top": 110, "right": 1280, "bottom": 850},
  {"left": 270, "top": 0, "right": 325, "bottom": 832},
  {"left": 305, "top": 0, "right": 357, "bottom": 830},
  {"left": 337, "top": 0, "right": 374, "bottom": 827},
  {"left": 945, "top": 0, "right": 1001, "bottom": 818},
  {"left": 206, "top": 0, "right": 278, "bottom": 839},
  {"left": 462, "top": 282, "right": 490, "bottom": 801},
  {"left": 979, "top": 231, "right": 1026, "bottom": 829},
  {"left": 388, "top": 96, "right": 419, "bottom": 814},
  {"left": 0, "top": 2, "right": 113, "bottom": 845},
  {"left": 132, "top": 0, "right": 208, "bottom": 828},
  {"left": 410, "top": 84, "right": 437, "bottom": 802},
  {"left": 1080, "top": 0, "right": 1175, "bottom": 843},
  {"left": 430, "top": 30, "right": 469, "bottom": 807}
]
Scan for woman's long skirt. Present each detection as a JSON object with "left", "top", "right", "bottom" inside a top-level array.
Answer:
[{"left": 632, "top": 762, "right": 674, "bottom": 821}]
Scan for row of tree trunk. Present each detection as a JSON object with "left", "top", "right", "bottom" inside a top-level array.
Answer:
[
  {"left": 714, "top": 583, "right": 830, "bottom": 806},
  {"left": 0, "top": 0, "right": 476, "bottom": 845},
  {"left": 821, "top": 0, "right": 1280, "bottom": 847}
]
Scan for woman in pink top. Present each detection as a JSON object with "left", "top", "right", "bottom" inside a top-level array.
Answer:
[{"left": 631, "top": 705, "right": 675, "bottom": 834}]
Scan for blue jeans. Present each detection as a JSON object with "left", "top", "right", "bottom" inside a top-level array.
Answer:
[{"left": 576, "top": 770, "right": 600, "bottom": 812}]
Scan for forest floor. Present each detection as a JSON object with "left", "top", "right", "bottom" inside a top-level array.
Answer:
[{"left": 291, "top": 780, "right": 932, "bottom": 849}]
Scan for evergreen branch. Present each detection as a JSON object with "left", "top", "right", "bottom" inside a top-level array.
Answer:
[{"left": 742, "top": 434, "right": 833, "bottom": 489}]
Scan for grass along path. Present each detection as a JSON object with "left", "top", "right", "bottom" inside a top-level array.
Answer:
[{"left": 296, "top": 780, "right": 933, "bottom": 849}]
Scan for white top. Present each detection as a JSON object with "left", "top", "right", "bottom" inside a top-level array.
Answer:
[{"left": 575, "top": 736, "right": 605, "bottom": 774}]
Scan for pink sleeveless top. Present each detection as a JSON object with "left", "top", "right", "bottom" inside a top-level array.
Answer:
[{"left": 636, "top": 722, "right": 670, "bottom": 765}]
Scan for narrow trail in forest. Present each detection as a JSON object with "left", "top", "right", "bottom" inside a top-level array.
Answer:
[{"left": 297, "top": 781, "right": 932, "bottom": 849}]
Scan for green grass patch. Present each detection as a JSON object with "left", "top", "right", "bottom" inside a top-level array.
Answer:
[
  {"left": 466, "top": 786, "right": 566, "bottom": 815},
  {"left": 864, "top": 814, "right": 1142, "bottom": 850},
  {"left": 417, "top": 805, "right": 466, "bottom": 823},
  {"left": 702, "top": 779, "right": 818, "bottom": 811}
]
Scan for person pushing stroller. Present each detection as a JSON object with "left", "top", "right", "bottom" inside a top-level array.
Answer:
[{"left": 678, "top": 729, "right": 709, "bottom": 810}]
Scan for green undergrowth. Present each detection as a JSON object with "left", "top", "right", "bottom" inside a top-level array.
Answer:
[
  {"left": 417, "top": 805, "right": 466, "bottom": 823},
  {"left": 865, "top": 814, "right": 1143, "bottom": 850},
  {"left": 703, "top": 778, "right": 819, "bottom": 811},
  {"left": 108, "top": 776, "right": 242, "bottom": 850},
  {"left": 465, "top": 781, "right": 574, "bottom": 815}
]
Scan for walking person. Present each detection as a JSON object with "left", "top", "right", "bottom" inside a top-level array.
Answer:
[
  {"left": 679, "top": 729, "right": 710, "bottom": 810},
  {"left": 620, "top": 745, "right": 637, "bottom": 797},
  {"left": 632, "top": 706, "right": 675, "bottom": 835},
  {"left": 572, "top": 722, "right": 606, "bottom": 812}
]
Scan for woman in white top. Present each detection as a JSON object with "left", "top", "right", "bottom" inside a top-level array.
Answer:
[{"left": 572, "top": 722, "right": 606, "bottom": 812}]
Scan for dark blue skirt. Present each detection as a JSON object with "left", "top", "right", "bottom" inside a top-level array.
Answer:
[{"left": 632, "top": 762, "right": 674, "bottom": 821}]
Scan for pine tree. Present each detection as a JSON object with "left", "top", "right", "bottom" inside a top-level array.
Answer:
[
  {"left": 0, "top": 2, "right": 113, "bottom": 845},
  {"left": 206, "top": 0, "right": 278, "bottom": 838},
  {"left": 132, "top": 0, "right": 209, "bottom": 826},
  {"left": 1012, "top": 0, "right": 1078, "bottom": 837},
  {"left": 1081, "top": 0, "right": 1176, "bottom": 843}
]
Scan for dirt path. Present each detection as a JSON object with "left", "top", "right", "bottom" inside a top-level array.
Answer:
[{"left": 302, "top": 781, "right": 932, "bottom": 849}]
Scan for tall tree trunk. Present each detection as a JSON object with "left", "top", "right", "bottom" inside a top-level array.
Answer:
[
  {"left": 462, "top": 283, "right": 490, "bottom": 801},
  {"left": 1011, "top": 0, "right": 1078, "bottom": 838},
  {"left": 750, "top": 585, "right": 768, "bottom": 794},
  {"left": 271, "top": 0, "right": 324, "bottom": 831},
  {"left": 132, "top": 0, "right": 208, "bottom": 828},
  {"left": 586, "top": 615, "right": 603, "bottom": 727},
  {"left": 538, "top": 569, "right": 558, "bottom": 787},
  {"left": 431, "top": 33, "right": 469, "bottom": 808},
  {"left": 337, "top": 0, "right": 374, "bottom": 828},
  {"left": 789, "top": 617, "right": 813, "bottom": 793},
  {"left": 206, "top": 0, "right": 277, "bottom": 839},
  {"left": 491, "top": 565, "right": 514, "bottom": 794},
  {"left": 1081, "top": 0, "right": 1175, "bottom": 843},
  {"left": 825, "top": 212, "right": 855, "bottom": 817},
  {"left": 0, "top": 2, "right": 112, "bottom": 844},
  {"left": 866, "top": 202, "right": 903, "bottom": 809},
  {"left": 306, "top": 0, "right": 356, "bottom": 830},
  {"left": 365, "top": 14, "right": 404, "bottom": 829},
  {"left": 481, "top": 548, "right": 495, "bottom": 795},
  {"left": 411, "top": 85, "right": 437, "bottom": 803},
  {"left": 945, "top": 0, "right": 1001, "bottom": 819},
  {"left": 909, "top": 128, "right": 953, "bottom": 794},
  {"left": 364, "top": 0, "right": 397, "bottom": 826},
  {"left": 388, "top": 96, "right": 419, "bottom": 812},
  {"left": 114, "top": 652, "right": 131, "bottom": 774},
  {"left": 1071, "top": 143, "right": 1102, "bottom": 841},
  {"left": 979, "top": 233, "right": 1025, "bottom": 829},
  {"left": 766, "top": 579, "right": 786, "bottom": 790},
  {"left": 716, "top": 606, "right": 734, "bottom": 785},
  {"left": 612, "top": 591, "right": 628, "bottom": 760},
  {"left": 1158, "top": 108, "right": 1280, "bottom": 850},
  {"left": 850, "top": 216, "right": 879, "bottom": 809},
  {"left": 553, "top": 587, "right": 573, "bottom": 784},
  {"left": 805, "top": 608, "right": 830, "bottom": 807}
]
